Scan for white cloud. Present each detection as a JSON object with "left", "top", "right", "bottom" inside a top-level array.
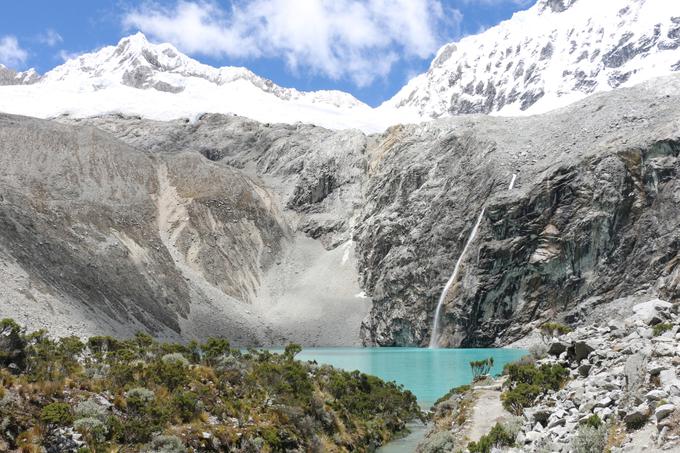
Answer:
[
  {"left": 462, "top": 0, "right": 534, "bottom": 6},
  {"left": 123, "top": 0, "right": 460, "bottom": 86},
  {"left": 57, "top": 49, "right": 81, "bottom": 62},
  {"left": 0, "top": 36, "right": 28, "bottom": 68},
  {"left": 38, "top": 29, "right": 64, "bottom": 47}
]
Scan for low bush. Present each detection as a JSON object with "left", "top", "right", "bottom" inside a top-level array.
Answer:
[
  {"left": 582, "top": 414, "right": 603, "bottom": 429},
  {"left": 470, "top": 357, "right": 494, "bottom": 381},
  {"left": 653, "top": 323, "right": 673, "bottom": 336},
  {"left": 74, "top": 417, "right": 109, "bottom": 445},
  {"left": 571, "top": 424, "right": 607, "bottom": 453},
  {"left": 434, "top": 384, "right": 471, "bottom": 406},
  {"left": 74, "top": 399, "right": 108, "bottom": 422},
  {"left": 502, "top": 363, "right": 568, "bottom": 415},
  {"left": 40, "top": 402, "right": 72, "bottom": 425},
  {"left": 539, "top": 322, "right": 572, "bottom": 343},
  {"left": 146, "top": 434, "right": 187, "bottom": 453},
  {"left": 467, "top": 422, "right": 515, "bottom": 453}
]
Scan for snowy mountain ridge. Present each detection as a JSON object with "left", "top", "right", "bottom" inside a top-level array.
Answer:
[
  {"left": 43, "top": 33, "right": 365, "bottom": 110},
  {"left": 0, "top": 33, "right": 397, "bottom": 132},
  {"left": 1, "top": 0, "right": 680, "bottom": 131},
  {"left": 386, "top": 0, "right": 680, "bottom": 118}
]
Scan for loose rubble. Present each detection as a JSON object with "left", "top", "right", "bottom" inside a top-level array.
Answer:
[
  {"left": 419, "top": 299, "right": 680, "bottom": 452},
  {"left": 513, "top": 299, "right": 680, "bottom": 452}
]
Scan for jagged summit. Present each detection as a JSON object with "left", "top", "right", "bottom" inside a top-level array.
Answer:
[
  {"left": 385, "top": 0, "right": 680, "bottom": 118},
  {"left": 43, "top": 32, "right": 365, "bottom": 109},
  {"left": 1, "top": 1, "right": 680, "bottom": 130},
  {"left": 0, "top": 32, "right": 385, "bottom": 131}
]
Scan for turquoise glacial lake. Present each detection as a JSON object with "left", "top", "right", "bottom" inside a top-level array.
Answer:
[{"left": 291, "top": 347, "right": 527, "bottom": 407}]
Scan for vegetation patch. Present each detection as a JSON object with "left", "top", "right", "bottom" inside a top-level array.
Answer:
[
  {"left": 0, "top": 318, "right": 422, "bottom": 452},
  {"left": 467, "top": 422, "right": 516, "bottom": 453},
  {"left": 653, "top": 322, "right": 673, "bottom": 336},
  {"left": 501, "top": 363, "right": 568, "bottom": 415}
]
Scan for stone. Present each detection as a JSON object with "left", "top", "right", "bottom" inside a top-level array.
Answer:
[
  {"left": 525, "top": 431, "right": 542, "bottom": 443},
  {"left": 595, "top": 396, "right": 613, "bottom": 408},
  {"left": 572, "top": 341, "right": 596, "bottom": 362},
  {"left": 655, "top": 404, "right": 675, "bottom": 421},
  {"left": 631, "top": 300, "right": 672, "bottom": 325},
  {"left": 648, "top": 362, "right": 667, "bottom": 376},
  {"left": 646, "top": 389, "right": 668, "bottom": 401},
  {"left": 660, "top": 369, "right": 679, "bottom": 387},
  {"left": 623, "top": 404, "right": 650, "bottom": 429},
  {"left": 549, "top": 341, "right": 569, "bottom": 356},
  {"left": 624, "top": 353, "right": 649, "bottom": 393},
  {"left": 578, "top": 363, "right": 592, "bottom": 377}
]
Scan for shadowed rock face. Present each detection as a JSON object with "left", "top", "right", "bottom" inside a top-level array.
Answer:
[
  {"left": 356, "top": 76, "right": 680, "bottom": 347},
  {"left": 3, "top": 75, "right": 680, "bottom": 347},
  {"left": 0, "top": 115, "right": 288, "bottom": 342}
]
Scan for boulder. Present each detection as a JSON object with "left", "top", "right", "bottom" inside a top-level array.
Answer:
[
  {"left": 624, "top": 353, "right": 648, "bottom": 393},
  {"left": 578, "top": 363, "right": 592, "bottom": 377},
  {"left": 623, "top": 404, "right": 651, "bottom": 429},
  {"left": 549, "top": 341, "right": 569, "bottom": 356},
  {"left": 631, "top": 300, "right": 672, "bottom": 326},
  {"left": 655, "top": 404, "right": 675, "bottom": 421},
  {"left": 573, "top": 341, "right": 595, "bottom": 361},
  {"left": 646, "top": 389, "right": 668, "bottom": 401},
  {"left": 660, "top": 369, "right": 679, "bottom": 387}
]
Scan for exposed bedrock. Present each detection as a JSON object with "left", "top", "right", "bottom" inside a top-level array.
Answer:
[
  {"left": 357, "top": 76, "right": 680, "bottom": 347},
  {"left": 2, "top": 75, "right": 680, "bottom": 347}
]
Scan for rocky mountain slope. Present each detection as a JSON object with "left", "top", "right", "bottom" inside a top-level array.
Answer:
[
  {"left": 0, "top": 73, "right": 673, "bottom": 347},
  {"left": 418, "top": 298, "right": 680, "bottom": 452},
  {"left": 360, "top": 74, "right": 680, "bottom": 347},
  {"left": 386, "top": 0, "right": 680, "bottom": 118}
]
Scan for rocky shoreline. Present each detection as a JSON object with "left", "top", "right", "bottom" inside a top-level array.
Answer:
[{"left": 418, "top": 297, "right": 680, "bottom": 452}]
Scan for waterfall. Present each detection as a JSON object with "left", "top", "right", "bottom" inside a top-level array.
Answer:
[
  {"left": 429, "top": 207, "right": 486, "bottom": 348},
  {"left": 429, "top": 174, "right": 517, "bottom": 348}
]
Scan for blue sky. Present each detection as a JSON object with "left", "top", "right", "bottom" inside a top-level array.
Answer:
[{"left": 0, "top": 0, "right": 533, "bottom": 106}]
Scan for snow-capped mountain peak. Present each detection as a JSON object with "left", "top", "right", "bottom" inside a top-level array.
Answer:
[
  {"left": 385, "top": 0, "right": 680, "bottom": 118},
  {"left": 42, "top": 32, "right": 365, "bottom": 110}
]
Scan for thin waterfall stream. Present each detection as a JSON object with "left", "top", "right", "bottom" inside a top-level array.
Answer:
[{"left": 429, "top": 174, "right": 517, "bottom": 348}]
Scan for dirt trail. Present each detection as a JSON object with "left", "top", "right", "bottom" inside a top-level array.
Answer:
[{"left": 465, "top": 387, "right": 512, "bottom": 443}]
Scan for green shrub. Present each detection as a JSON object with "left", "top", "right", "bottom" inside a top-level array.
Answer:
[
  {"left": 172, "top": 390, "right": 199, "bottom": 422},
  {"left": 74, "top": 417, "right": 109, "bottom": 445},
  {"left": 283, "top": 343, "right": 303, "bottom": 361},
  {"left": 470, "top": 357, "right": 494, "bottom": 381},
  {"left": 154, "top": 357, "right": 189, "bottom": 390},
  {"left": 40, "top": 402, "right": 72, "bottom": 425},
  {"left": 502, "top": 363, "right": 568, "bottom": 414},
  {"left": 501, "top": 383, "right": 542, "bottom": 415},
  {"left": 571, "top": 424, "right": 607, "bottom": 453},
  {"left": 582, "top": 414, "right": 602, "bottom": 429},
  {"left": 202, "top": 338, "right": 230, "bottom": 365},
  {"left": 126, "top": 387, "right": 155, "bottom": 412},
  {"left": 539, "top": 322, "right": 572, "bottom": 343},
  {"left": 161, "top": 353, "right": 190, "bottom": 367},
  {"left": 467, "top": 422, "right": 515, "bottom": 453},
  {"left": 74, "top": 399, "right": 108, "bottom": 422},
  {"left": 653, "top": 323, "right": 673, "bottom": 336},
  {"left": 146, "top": 434, "right": 187, "bottom": 453},
  {"left": 434, "top": 384, "right": 471, "bottom": 406}
]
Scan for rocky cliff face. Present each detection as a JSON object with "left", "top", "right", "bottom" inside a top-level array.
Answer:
[
  {"left": 1, "top": 75, "right": 680, "bottom": 347},
  {"left": 359, "top": 76, "right": 680, "bottom": 346}
]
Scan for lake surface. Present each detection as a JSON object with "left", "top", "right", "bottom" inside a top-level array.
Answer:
[{"left": 293, "top": 347, "right": 527, "bottom": 407}]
